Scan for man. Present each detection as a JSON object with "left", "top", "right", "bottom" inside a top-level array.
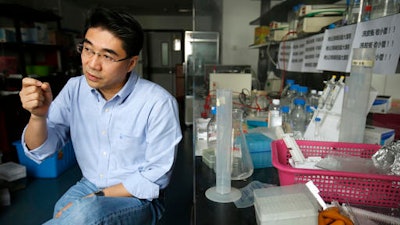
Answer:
[{"left": 19, "top": 6, "right": 182, "bottom": 225}]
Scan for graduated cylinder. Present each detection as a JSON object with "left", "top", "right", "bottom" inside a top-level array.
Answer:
[{"left": 339, "top": 48, "right": 375, "bottom": 143}]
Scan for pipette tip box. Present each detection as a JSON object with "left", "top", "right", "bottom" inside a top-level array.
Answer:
[
  {"left": 0, "top": 162, "right": 26, "bottom": 182},
  {"left": 254, "top": 184, "right": 320, "bottom": 225},
  {"left": 246, "top": 133, "right": 273, "bottom": 168}
]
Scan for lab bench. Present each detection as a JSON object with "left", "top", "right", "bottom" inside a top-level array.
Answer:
[
  {"left": 193, "top": 150, "right": 400, "bottom": 225},
  {"left": 194, "top": 156, "right": 279, "bottom": 225}
]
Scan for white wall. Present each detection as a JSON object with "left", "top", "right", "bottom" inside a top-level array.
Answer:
[
  {"left": 372, "top": 73, "right": 400, "bottom": 99},
  {"left": 222, "top": 0, "right": 260, "bottom": 74},
  {"left": 134, "top": 15, "right": 192, "bottom": 30}
]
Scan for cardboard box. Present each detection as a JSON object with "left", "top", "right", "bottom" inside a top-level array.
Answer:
[
  {"left": 364, "top": 125, "right": 395, "bottom": 146},
  {"left": 254, "top": 26, "right": 270, "bottom": 45},
  {"left": 297, "top": 16, "right": 342, "bottom": 34},
  {"left": 269, "top": 28, "right": 290, "bottom": 41},
  {"left": 370, "top": 95, "right": 392, "bottom": 114}
]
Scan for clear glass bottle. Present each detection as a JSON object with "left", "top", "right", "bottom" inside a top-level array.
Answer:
[
  {"left": 268, "top": 99, "right": 282, "bottom": 127},
  {"left": 290, "top": 98, "right": 306, "bottom": 139},
  {"left": 281, "top": 79, "right": 295, "bottom": 99},
  {"left": 305, "top": 105, "right": 314, "bottom": 127},
  {"left": 282, "top": 84, "right": 299, "bottom": 110},
  {"left": 348, "top": 0, "right": 362, "bottom": 24},
  {"left": 371, "top": 0, "right": 400, "bottom": 20},
  {"left": 297, "top": 86, "right": 309, "bottom": 106},
  {"left": 207, "top": 106, "right": 217, "bottom": 151},
  {"left": 281, "top": 105, "right": 292, "bottom": 133},
  {"left": 362, "top": 3, "right": 372, "bottom": 21},
  {"left": 231, "top": 109, "right": 254, "bottom": 180}
]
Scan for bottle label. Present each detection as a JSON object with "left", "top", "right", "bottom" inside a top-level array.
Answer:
[
  {"left": 352, "top": 59, "right": 374, "bottom": 68},
  {"left": 268, "top": 110, "right": 282, "bottom": 127}
]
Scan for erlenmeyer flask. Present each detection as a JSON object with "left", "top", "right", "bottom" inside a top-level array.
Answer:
[{"left": 231, "top": 109, "right": 254, "bottom": 180}]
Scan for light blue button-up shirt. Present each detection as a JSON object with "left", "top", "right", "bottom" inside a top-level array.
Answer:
[{"left": 22, "top": 71, "right": 182, "bottom": 200}]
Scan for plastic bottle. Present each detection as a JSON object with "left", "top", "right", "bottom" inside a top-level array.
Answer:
[
  {"left": 207, "top": 106, "right": 217, "bottom": 150},
  {"left": 288, "top": 5, "right": 299, "bottom": 38},
  {"left": 308, "top": 89, "right": 319, "bottom": 109},
  {"left": 290, "top": 98, "right": 306, "bottom": 138},
  {"left": 268, "top": 99, "right": 282, "bottom": 128},
  {"left": 281, "top": 105, "right": 292, "bottom": 133}
]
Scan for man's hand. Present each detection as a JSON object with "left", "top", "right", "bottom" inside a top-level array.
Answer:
[{"left": 19, "top": 77, "right": 53, "bottom": 118}]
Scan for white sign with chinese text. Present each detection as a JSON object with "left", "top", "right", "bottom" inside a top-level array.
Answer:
[
  {"left": 348, "top": 13, "right": 400, "bottom": 74},
  {"left": 277, "top": 41, "right": 292, "bottom": 71},
  {"left": 302, "top": 33, "right": 324, "bottom": 73},
  {"left": 317, "top": 24, "right": 356, "bottom": 72},
  {"left": 287, "top": 38, "right": 306, "bottom": 72}
]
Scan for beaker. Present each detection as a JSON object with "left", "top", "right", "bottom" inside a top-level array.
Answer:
[{"left": 231, "top": 108, "right": 254, "bottom": 180}]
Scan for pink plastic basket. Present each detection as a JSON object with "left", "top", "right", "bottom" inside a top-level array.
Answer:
[{"left": 271, "top": 139, "right": 400, "bottom": 208}]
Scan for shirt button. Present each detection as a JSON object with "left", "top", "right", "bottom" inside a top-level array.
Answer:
[
  {"left": 102, "top": 130, "right": 106, "bottom": 135},
  {"left": 103, "top": 151, "right": 107, "bottom": 156},
  {"left": 105, "top": 108, "right": 109, "bottom": 112},
  {"left": 100, "top": 174, "right": 104, "bottom": 179}
]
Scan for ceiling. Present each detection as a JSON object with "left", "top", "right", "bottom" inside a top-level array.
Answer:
[{"left": 67, "top": 0, "right": 193, "bottom": 16}]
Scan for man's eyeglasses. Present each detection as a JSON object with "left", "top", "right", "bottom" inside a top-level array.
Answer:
[{"left": 76, "top": 44, "right": 131, "bottom": 64}]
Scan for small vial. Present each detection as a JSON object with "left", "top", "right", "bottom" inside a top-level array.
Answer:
[{"left": 314, "top": 117, "right": 321, "bottom": 139}]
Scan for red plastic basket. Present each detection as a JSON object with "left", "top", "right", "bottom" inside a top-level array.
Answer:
[{"left": 271, "top": 139, "right": 400, "bottom": 208}]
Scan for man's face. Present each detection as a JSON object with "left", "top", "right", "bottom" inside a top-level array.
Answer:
[{"left": 81, "top": 27, "right": 138, "bottom": 100}]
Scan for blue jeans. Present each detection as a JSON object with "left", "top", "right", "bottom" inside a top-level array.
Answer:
[{"left": 42, "top": 178, "right": 164, "bottom": 225}]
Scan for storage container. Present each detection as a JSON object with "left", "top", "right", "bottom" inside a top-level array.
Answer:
[
  {"left": 13, "top": 141, "right": 77, "bottom": 178},
  {"left": 271, "top": 139, "right": 400, "bottom": 208},
  {"left": 246, "top": 133, "right": 273, "bottom": 168}
]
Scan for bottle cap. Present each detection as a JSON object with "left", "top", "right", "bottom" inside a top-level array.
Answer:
[
  {"left": 294, "top": 98, "right": 305, "bottom": 105},
  {"left": 281, "top": 105, "right": 290, "bottom": 113},
  {"left": 286, "top": 79, "right": 295, "bottom": 85},
  {"left": 299, "top": 86, "right": 308, "bottom": 93},
  {"left": 289, "top": 84, "right": 299, "bottom": 91},
  {"left": 272, "top": 99, "right": 280, "bottom": 105},
  {"left": 211, "top": 106, "right": 217, "bottom": 115}
]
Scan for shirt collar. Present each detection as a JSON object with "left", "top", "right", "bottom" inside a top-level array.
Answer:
[{"left": 89, "top": 71, "right": 139, "bottom": 104}]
